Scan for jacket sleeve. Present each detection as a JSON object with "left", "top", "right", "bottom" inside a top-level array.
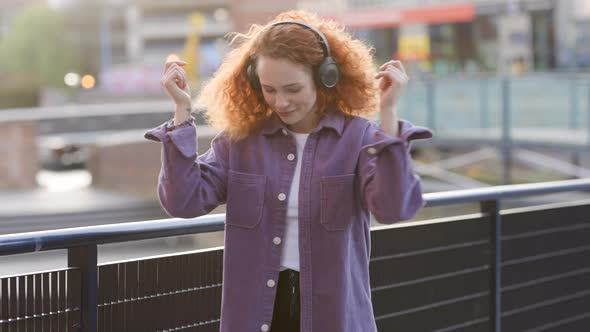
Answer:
[
  {"left": 358, "top": 120, "right": 432, "bottom": 224},
  {"left": 144, "top": 118, "right": 229, "bottom": 218}
]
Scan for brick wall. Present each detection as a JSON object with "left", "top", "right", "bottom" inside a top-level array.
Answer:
[
  {"left": 88, "top": 126, "right": 220, "bottom": 201},
  {"left": 0, "top": 121, "right": 38, "bottom": 189}
]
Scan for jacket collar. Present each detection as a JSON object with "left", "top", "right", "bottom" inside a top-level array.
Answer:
[{"left": 261, "top": 106, "right": 345, "bottom": 137}]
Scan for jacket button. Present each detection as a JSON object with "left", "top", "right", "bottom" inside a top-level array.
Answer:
[
  {"left": 278, "top": 193, "right": 286, "bottom": 201},
  {"left": 261, "top": 323, "right": 270, "bottom": 331},
  {"left": 287, "top": 153, "right": 295, "bottom": 161},
  {"left": 273, "top": 237, "right": 282, "bottom": 245},
  {"left": 367, "top": 147, "right": 377, "bottom": 155},
  {"left": 267, "top": 279, "right": 276, "bottom": 288}
]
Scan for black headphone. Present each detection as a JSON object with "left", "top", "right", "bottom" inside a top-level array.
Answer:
[{"left": 247, "top": 20, "right": 340, "bottom": 92}]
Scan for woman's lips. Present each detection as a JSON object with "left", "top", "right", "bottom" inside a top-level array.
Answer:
[{"left": 277, "top": 110, "right": 294, "bottom": 117}]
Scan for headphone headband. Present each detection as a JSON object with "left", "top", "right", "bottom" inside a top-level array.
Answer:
[{"left": 268, "top": 20, "right": 332, "bottom": 58}]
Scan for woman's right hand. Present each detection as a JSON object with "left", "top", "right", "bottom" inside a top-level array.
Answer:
[{"left": 160, "top": 60, "right": 192, "bottom": 109}]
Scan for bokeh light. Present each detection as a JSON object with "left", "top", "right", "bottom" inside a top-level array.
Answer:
[
  {"left": 80, "top": 75, "right": 96, "bottom": 89},
  {"left": 64, "top": 72, "right": 80, "bottom": 87}
]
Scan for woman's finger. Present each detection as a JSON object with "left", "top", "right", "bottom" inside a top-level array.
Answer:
[
  {"left": 385, "top": 66, "right": 408, "bottom": 82},
  {"left": 391, "top": 60, "right": 406, "bottom": 74},
  {"left": 161, "top": 69, "right": 183, "bottom": 89},
  {"left": 379, "top": 60, "right": 397, "bottom": 71},
  {"left": 163, "top": 60, "right": 187, "bottom": 74},
  {"left": 175, "top": 68, "right": 187, "bottom": 89},
  {"left": 379, "top": 60, "right": 407, "bottom": 78},
  {"left": 383, "top": 65, "right": 408, "bottom": 81},
  {"left": 374, "top": 73, "right": 392, "bottom": 90},
  {"left": 375, "top": 68, "right": 407, "bottom": 83},
  {"left": 164, "top": 67, "right": 185, "bottom": 87},
  {"left": 165, "top": 62, "right": 185, "bottom": 76},
  {"left": 379, "top": 60, "right": 403, "bottom": 71},
  {"left": 375, "top": 71, "right": 407, "bottom": 92},
  {"left": 165, "top": 65, "right": 188, "bottom": 87},
  {"left": 378, "top": 64, "right": 407, "bottom": 80},
  {"left": 381, "top": 63, "right": 407, "bottom": 77}
]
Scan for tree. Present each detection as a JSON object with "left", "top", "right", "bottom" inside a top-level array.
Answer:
[{"left": 0, "top": 4, "right": 81, "bottom": 90}]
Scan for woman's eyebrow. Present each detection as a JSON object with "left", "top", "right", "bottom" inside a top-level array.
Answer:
[{"left": 261, "top": 83, "right": 302, "bottom": 89}]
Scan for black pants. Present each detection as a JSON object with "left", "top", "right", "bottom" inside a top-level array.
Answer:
[{"left": 270, "top": 269, "right": 300, "bottom": 332}]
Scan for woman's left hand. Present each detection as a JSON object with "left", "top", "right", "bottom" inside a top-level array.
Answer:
[{"left": 375, "top": 60, "right": 408, "bottom": 115}]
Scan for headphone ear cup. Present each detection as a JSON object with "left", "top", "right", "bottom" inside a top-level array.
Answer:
[
  {"left": 247, "top": 62, "right": 261, "bottom": 92},
  {"left": 317, "top": 56, "right": 339, "bottom": 88}
]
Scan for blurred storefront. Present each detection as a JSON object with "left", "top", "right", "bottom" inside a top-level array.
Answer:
[
  {"left": 568, "top": 0, "right": 590, "bottom": 68},
  {"left": 304, "top": 0, "right": 567, "bottom": 76},
  {"left": 328, "top": 2, "right": 477, "bottom": 76},
  {"left": 475, "top": 0, "right": 555, "bottom": 74},
  {"left": 85, "top": 0, "right": 590, "bottom": 79}
]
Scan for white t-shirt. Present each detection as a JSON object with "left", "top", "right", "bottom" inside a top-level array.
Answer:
[{"left": 280, "top": 130, "right": 309, "bottom": 271}]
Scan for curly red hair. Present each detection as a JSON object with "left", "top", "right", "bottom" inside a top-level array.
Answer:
[{"left": 196, "top": 10, "right": 378, "bottom": 141}]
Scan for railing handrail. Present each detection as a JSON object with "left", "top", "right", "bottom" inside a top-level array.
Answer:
[
  {"left": 0, "top": 100, "right": 173, "bottom": 123},
  {"left": 424, "top": 177, "right": 590, "bottom": 206},
  {"left": 2, "top": 178, "right": 590, "bottom": 257},
  {"left": 0, "top": 100, "right": 209, "bottom": 123}
]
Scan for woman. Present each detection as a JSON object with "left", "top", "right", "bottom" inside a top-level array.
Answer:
[{"left": 145, "top": 10, "right": 432, "bottom": 332}]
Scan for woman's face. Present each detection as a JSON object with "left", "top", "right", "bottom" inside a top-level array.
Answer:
[{"left": 256, "top": 56, "right": 319, "bottom": 133}]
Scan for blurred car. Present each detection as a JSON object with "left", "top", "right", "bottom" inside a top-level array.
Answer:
[{"left": 39, "top": 136, "right": 89, "bottom": 170}]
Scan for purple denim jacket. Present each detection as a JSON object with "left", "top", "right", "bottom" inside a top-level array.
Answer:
[{"left": 145, "top": 107, "right": 432, "bottom": 332}]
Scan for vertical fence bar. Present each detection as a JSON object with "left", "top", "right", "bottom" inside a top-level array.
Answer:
[
  {"left": 569, "top": 77, "right": 579, "bottom": 129},
  {"left": 116, "top": 263, "right": 126, "bottom": 332},
  {"left": 26, "top": 275, "right": 34, "bottom": 331},
  {"left": 0, "top": 278, "right": 7, "bottom": 326},
  {"left": 480, "top": 77, "right": 489, "bottom": 129},
  {"left": 501, "top": 78, "right": 512, "bottom": 185},
  {"left": 42, "top": 272, "right": 50, "bottom": 328},
  {"left": 68, "top": 245, "right": 98, "bottom": 332},
  {"left": 51, "top": 272, "right": 59, "bottom": 331},
  {"left": 34, "top": 273, "right": 42, "bottom": 331},
  {"left": 17, "top": 275, "right": 25, "bottom": 331},
  {"left": 481, "top": 200, "right": 501, "bottom": 332},
  {"left": 58, "top": 270, "right": 67, "bottom": 332},
  {"left": 9, "top": 277, "right": 16, "bottom": 329},
  {"left": 427, "top": 77, "right": 436, "bottom": 132},
  {"left": 587, "top": 84, "right": 590, "bottom": 147}
]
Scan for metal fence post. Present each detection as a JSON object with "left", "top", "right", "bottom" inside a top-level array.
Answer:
[
  {"left": 427, "top": 76, "right": 436, "bottom": 132},
  {"left": 481, "top": 200, "right": 502, "bottom": 332},
  {"left": 569, "top": 77, "right": 578, "bottom": 129},
  {"left": 501, "top": 78, "right": 512, "bottom": 184},
  {"left": 587, "top": 84, "right": 590, "bottom": 147},
  {"left": 68, "top": 245, "right": 98, "bottom": 332},
  {"left": 480, "top": 77, "right": 489, "bottom": 129}
]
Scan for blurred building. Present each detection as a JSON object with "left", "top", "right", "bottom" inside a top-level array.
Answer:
[
  {"left": 560, "top": 0, "right": 590, "bottom": 69},
  {"left": 97, "top": 0, "right": 297, "bottom": 97},
  {"left": 98, "top": 0, "right": 231, "bottom": 95},
  {"left": 229, "top": 0, "right": 298, "bottom": 32},
  {"left": 62, "top": 0, "right": 590, "bottom": 96},
  {"left": 2, "top": 0, "right": 588, "bottom": 102},
  {"left": 301, "top": 0, "right": 589, "bottom": 75}
]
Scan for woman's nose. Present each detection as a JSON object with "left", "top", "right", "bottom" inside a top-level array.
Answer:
[{"left": 274, "top": 93, "right": 289, "bottom": 108}]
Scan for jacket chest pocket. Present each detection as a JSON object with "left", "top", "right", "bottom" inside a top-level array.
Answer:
[
  {"left": 320, "top": 174, "right": 356, "bottom": 231},
  {"left": 226, "top": 170, "right": 267, "bottom": 229}
]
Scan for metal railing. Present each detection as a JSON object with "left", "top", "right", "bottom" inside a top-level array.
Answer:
[{"left": 2, "top": 178, "right": 590, "bottom": 331}]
